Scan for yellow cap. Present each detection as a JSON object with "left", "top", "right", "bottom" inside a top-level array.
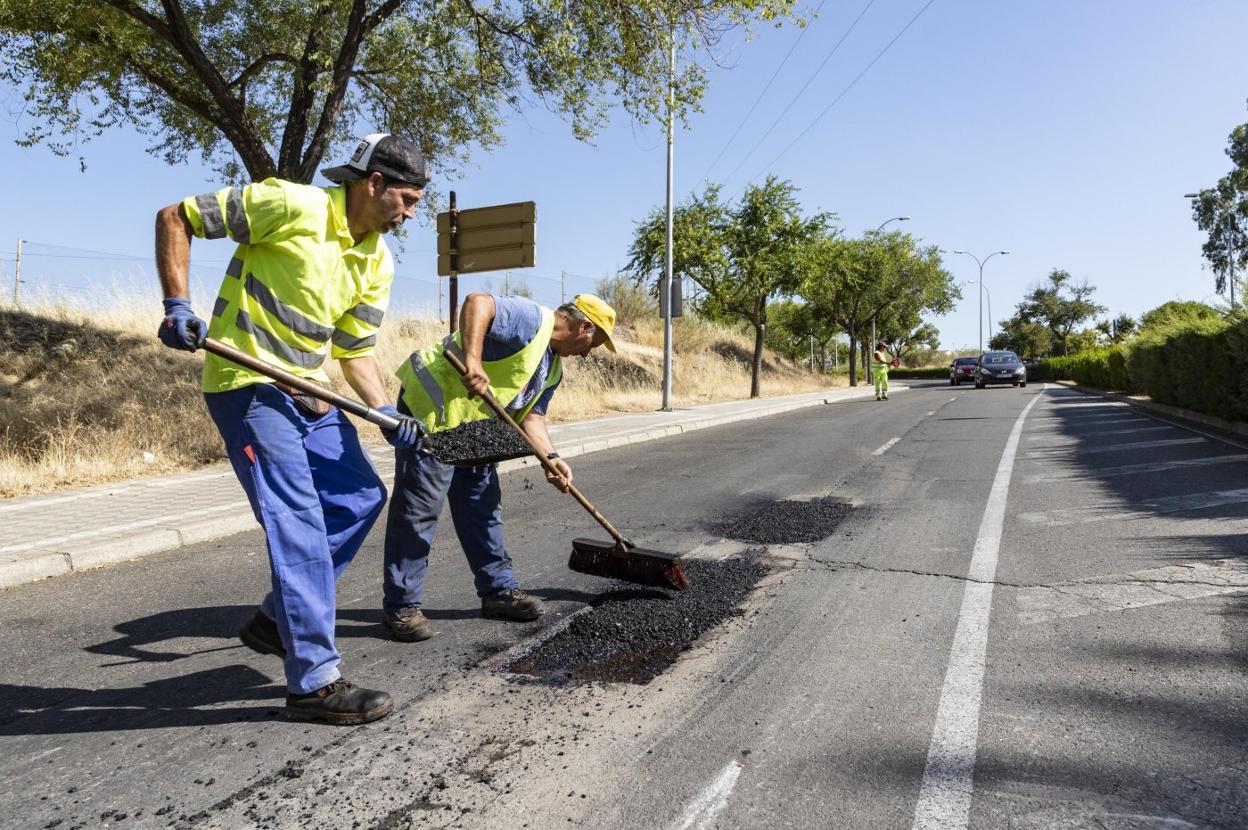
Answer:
[{"left": 572, "top": 293, "right": 618, "bottom": 353}]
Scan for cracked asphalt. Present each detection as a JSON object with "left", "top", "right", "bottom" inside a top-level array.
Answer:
[{"left": 2, "top": 381, "right": 1246, "bottom": 829}]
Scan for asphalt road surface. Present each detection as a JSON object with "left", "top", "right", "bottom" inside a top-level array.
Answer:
[{"left": 3, "top": 381, "right": 1246, "bottom": 830}]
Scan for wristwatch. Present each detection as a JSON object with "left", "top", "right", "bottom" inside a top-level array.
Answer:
[{"left": 546, "top": 452, "right": 560, "bottom": 460}]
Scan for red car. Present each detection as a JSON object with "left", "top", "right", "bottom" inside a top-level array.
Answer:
[{"left": 949, "top": 356, "right": 977, "bottom": 385}]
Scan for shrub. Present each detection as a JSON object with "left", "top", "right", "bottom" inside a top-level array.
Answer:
[{"left": 1038, "top": 346, "right": 1131, "bottom": 391}]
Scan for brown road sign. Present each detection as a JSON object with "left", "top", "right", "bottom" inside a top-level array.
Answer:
[{"left": 437, "top": 200, "right": 537, "bottom": 276}]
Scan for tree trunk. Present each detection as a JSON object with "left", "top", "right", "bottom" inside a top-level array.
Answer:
[
  {"left": 847, "top": 330, "right": 858, "bottom": 387},
  {"left": 750, "top": 321, "right": 765, "bottom": 398}
]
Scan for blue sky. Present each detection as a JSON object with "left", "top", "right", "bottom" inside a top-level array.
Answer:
[{"left": 1, "top": 0, "right": 1245, "bottom": 349}]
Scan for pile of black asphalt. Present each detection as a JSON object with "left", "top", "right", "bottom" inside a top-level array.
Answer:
[
  {"left": 716, "top": 496, "right": 852, "bottom": 544},
  {"left": 422, "top": 419, "right": 534, "bottom": 466},
  {"left": 509, "top": 556, "right": 768, "bottom": 684}
]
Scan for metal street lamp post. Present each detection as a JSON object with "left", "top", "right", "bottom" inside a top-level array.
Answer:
[
  {"left": 1186, "top": 192, "right": 1236, "bottom": 307},
  {"left": 869, "top": 215, "right": 910, "bottom": 360},
  {"left": 953, "top": 249, "right": 1010, "bottom": 356}
]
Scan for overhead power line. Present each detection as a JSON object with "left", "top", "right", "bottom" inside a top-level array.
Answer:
[
  {"left": 700, "top": 0, "right": 830, "bottom": 182},
  {"left": 719, "top": 0, "right": 877, "bottom": 188},
  {"left": 745, "top": 0, "right": 938, "bottom": 188}
]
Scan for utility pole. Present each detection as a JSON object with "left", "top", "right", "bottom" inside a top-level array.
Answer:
[
  {"left": 809, "top": 333, "right": 815, "bottom": 370},
  {"left": 13, "top": 238, "right": 23, "bottom": 307},
  {"left": 503, "top": 271, "right": 510, "bottom": 296},
  {"left": 438, "top": 277, "right": 444, "bottom": 324},
  {"left": 660, "top": 27, "right": 675, "bottom": 412},
  {"left": 561, "top": 271, "right": 566, "bottom": 305}
]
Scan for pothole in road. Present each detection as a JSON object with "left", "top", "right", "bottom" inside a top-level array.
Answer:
[
  {"left": 422, "top": 420, "right": 533, "bottom": 466},
  {"left": 507, "top": 557, "right": 768, "bottom": 684},
  {"left": 713, "top": 497, "right": 852, "bottom": 544}
]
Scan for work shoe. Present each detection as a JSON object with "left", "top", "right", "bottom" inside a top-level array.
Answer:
[
  {"left": 239, "top": 609, "right": 286, "bottom": 659},
  {"left": 285, "top": 678, "right": 392, "bottom": 725},
  {"left": 482, "top": 588, "right": 545, "bottom": 621},
  {"left": 383, "top": 606, "right": 434, "bottom": 642}
]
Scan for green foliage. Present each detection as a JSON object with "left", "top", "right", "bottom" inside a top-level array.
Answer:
[
  {"left": 1138, "top": 300, "right": 1222, "bottom": 332},
  {"left": 0, "top": 0, "right": 800, "bottom": 182},
  {"left": 888, "top": 366, "right": 949, "bottom": 379},
  {"left": 990, "top": 316, "right": 1052, "bottom": 357},
  {"left": 1038, "top": 346, "right": 1131, "bottom": 391},
  {"left": 1186, "top": 111, "right": 1248, "bottom": 299},
  {"left": 626, "top": 177, "right": 831, "bottom": 396},
  {"left": 1015, "top": 268, "right": 1106, "bottom": 355},
  {"left": 1126, "top": 313, "right": 1242, "bottom": 418}
]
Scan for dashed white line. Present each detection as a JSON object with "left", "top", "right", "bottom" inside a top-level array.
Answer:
[
  {"left": 926, "top": 411, "right": 936, "bottom": 417},
  {"left": 674, "top": 761, "right": 744, "bottom": 830},
  {"left": 911, "top": 387, "right": 1044, "bottom": 830},
  {"left": 873, "top": 437, "right": 902, "bottom": 456}
]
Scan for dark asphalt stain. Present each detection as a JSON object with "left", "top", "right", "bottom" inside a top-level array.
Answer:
[
  {"left": 422, "top": 420, "right": 533, "bottom": 466},
  {"left": 509, "top": 557, "right": 767, "bottom": 684},
  {"left": 715, "top": 497, "right": 852, "bottom": 544}
]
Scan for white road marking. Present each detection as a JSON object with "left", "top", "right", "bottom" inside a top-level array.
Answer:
[
  {"left": 1018, "top": 487, "right": 1248, "bottom": 526},
  {"left": 1033, "top": 412, "right": 1146, "bottom": 421},
  {"left": 911, "top": 388, "right": 1044, "bottom": 830},
  {"left": 1026, "top": 425, "right": 1171, "bottom": 440},
  {"left": 1025, "top": 454, "right": 1246, "bottom": 483},
  {"left": 1024, "top": 437, "right": 1204, "bottom": 457},
  {"left": 927, "top": 411, "right": 936, "bottom": 417},
  {"left": 674, "top": 761, "right": 744, "bottom": 830},
  {"left": 873, "top": 437, "right": 902, "bottom": 456},
  {"left": 1016, "top": 559, "right": 1248, "bottom": 625}
]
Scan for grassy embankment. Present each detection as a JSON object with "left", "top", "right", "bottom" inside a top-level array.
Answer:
[{"left": 0, "top": 300, "right": 840, "bottom": 498}]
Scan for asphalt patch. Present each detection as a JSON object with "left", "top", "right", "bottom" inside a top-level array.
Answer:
[
  {"left": 716, "top": 497, "right": 851, "bottom": 544},
  {"left": 422, "top": 419, "right": 534, "bottom": 466},
  {"left": 508, "top": 557, "right": 767, "bottom": 684}
]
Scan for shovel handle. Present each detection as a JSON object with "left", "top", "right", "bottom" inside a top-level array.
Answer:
[
  {"left": 201, "top": 338, "right": 401, "bottom": 431},
  {"left": 441, "top": 348, "right": 630, "bottom": 548}
]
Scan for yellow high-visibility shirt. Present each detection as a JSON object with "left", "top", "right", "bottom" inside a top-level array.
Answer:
[{"left": 181, "top": 178, "right": 394, "bottom": 393}]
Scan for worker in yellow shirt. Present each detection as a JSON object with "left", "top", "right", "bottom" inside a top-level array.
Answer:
[
  {"left": 872, "top": 341, "right": 898, "bottom": 401},
  {"left": 153, "top": 133, "right": 426, "bottom": 725}
]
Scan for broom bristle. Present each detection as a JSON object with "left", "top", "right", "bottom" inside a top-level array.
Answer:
[{"left": 568, "top": 545, "right": 689, "bottom": 591}]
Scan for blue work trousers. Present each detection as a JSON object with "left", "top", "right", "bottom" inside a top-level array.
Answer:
[
  {"left": 382, "top": 443, "right": 518, "bottom": 612},
  {"left": 205, "top": 383, "right": 386, "bottom": 693}
]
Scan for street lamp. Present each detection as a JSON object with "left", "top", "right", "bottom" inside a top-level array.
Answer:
[
  {"left": 953, "top": 249, "right": 1010, "bottom": 356},
  {"left": 870, "top": 216, "right": 910, "bottom": 349},
  {"left": 1185, "top": 192, "right": 1236, "bottom": 307}
]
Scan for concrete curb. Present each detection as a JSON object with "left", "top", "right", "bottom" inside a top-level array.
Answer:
[
  {"left": 0, "top": 383, "right": 899, "bottom": 590},
  {"left": 1053, "top": 381, "right": 1248, "bottom": 448}
]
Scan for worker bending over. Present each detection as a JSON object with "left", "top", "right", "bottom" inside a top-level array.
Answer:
[
  {"left": 154, "top": 133, "right": 425, "bottom": 725},
  {"left": 381, "top": 293, "right": 617, "bottom": 642}
]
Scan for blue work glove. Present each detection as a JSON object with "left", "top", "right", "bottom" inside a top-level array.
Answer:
[
  {"left": 377, "top": 404, "right": 422, "bottom": 450},
  {"left": 157, "top": 298, "right": 208, "bottom": 351}
]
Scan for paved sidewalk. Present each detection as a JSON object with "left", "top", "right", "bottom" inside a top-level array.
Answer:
[{"left": 0, "top": 383, "right": 899, "bottom": 589}]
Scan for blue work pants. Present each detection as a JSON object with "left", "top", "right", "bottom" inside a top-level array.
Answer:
[
  {"left": 205, "top": 383, "right": 386, "bottom": 693},
  {"left": 382, "top": 442, "right": 518, "bottom": 612}
]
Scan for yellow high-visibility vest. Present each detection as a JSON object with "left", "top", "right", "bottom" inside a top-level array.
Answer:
[
  {"left": 395, "top": 307, "right": 563, "bottom": 434},
  {"left": 182, "top": 178, "right": 393, "bottom": 393}
]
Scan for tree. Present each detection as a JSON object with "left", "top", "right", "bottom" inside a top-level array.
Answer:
[
  {"left": 885, "top": 321, "right": 940, "bottom": 366},
  {"left": 627, "top": 177, "right": 830, "bottom": 397},
  {"left": 0, "top": 0, "right": 800, "bottom": 183},
  {"left": 1095, "top": 313, "right": 1136, "bottom": 344},
  {"left": 1016, "top": 269, "right": 1105, "bottom": 355},
  {"left": 989, "top": 316, "right": 1052, "bottom": 357},
  {"left": 1187, "top": 114, "right": 1248, "bottom": 300},
  {"left": 801, "top": 231, "right": 956, "bottom": 385}
]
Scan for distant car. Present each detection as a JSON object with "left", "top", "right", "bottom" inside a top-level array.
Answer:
[
  {"left": 975, "top": 351, "right": 1027, "bottom": 388},
  {"left": 949, "top": 356, "right": 978, "bottom": 385}
]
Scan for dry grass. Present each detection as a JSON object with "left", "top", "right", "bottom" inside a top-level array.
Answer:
[{"left": 0, "top": 299, "right": 840, "bottom": 499}]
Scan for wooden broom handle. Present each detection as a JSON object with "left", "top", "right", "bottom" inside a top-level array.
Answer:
[{"left": 441, "top": 348, "right": 630, "bottom": 547}]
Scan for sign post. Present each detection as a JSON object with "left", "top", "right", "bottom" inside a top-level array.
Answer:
[{"left": 436, "top": 200, "right": 536, "bottom": 333}]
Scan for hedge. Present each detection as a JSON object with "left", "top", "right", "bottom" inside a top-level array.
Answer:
[
  {"left": 1035, "top": 314, "right": 1248, "bottom": 423},
  {"left": 888, "top": 366, "right": 951, "bottom": 379}
]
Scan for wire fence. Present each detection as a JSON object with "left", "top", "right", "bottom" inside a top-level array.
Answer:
[{"left": 0, "top": 238, "right": 610, "bottom": 320}]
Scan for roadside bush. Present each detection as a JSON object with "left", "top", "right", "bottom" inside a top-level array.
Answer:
[
  {"left": 1038, "top": 346, "right": 1131, "bottom": 391},
  {"left": 1127, "top": 314, "right": 1247, "bottom": 420},
  {"left": 889, "top": 366, "right": 949, "bottom": 379}
]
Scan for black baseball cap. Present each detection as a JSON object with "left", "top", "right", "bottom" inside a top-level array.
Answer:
[{"left": 321, "top": 133, "right": 428, "bottom": 188}]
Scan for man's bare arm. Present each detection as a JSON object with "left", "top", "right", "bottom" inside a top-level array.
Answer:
[
  {"left": 457, "top": 293, "right": 496, "bottom": 397},
  {"left": 340, "top": 356, "right": 392, "bottom": 409},
  {"left": 156, "top": 204, "right": 194, "bottom": 299},
  {"left": 521, "top": 412, "right": 572, "bottom": 492}
]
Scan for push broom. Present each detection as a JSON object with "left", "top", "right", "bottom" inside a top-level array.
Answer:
[
  {"left": 201, "top": 338, "right": 689, "bottom": 591},
  {"left": 439, "top": 349, "right": 689, "bottom": 591}
]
